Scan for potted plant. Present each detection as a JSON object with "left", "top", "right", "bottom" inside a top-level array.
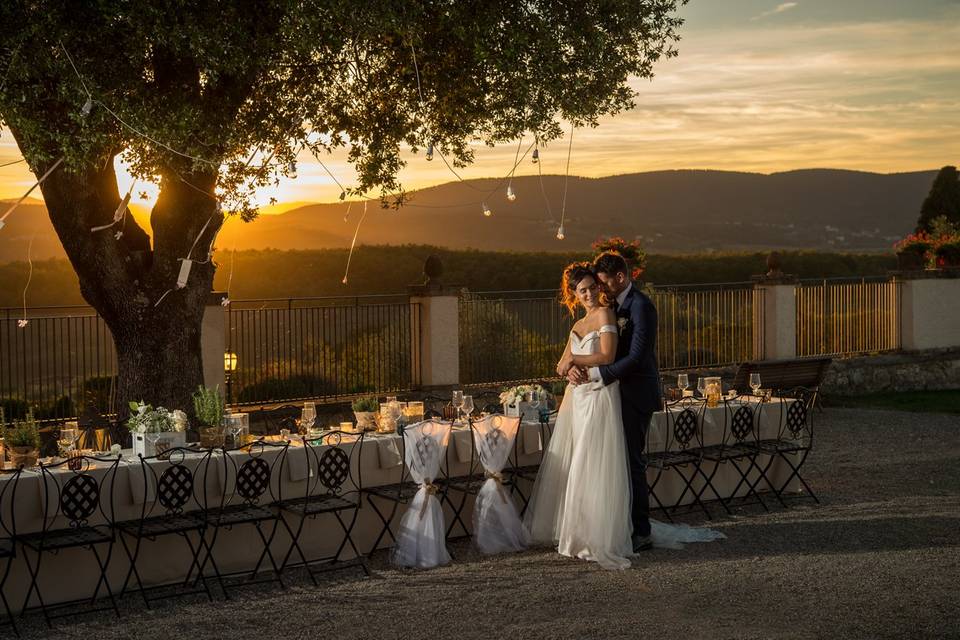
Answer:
[
  {"left": 893, "top": 232, "right": 933, "bottom": 271},
  {"left": 351, "top": 396, "right": 379, "bottom": 431},
  {"left": 934, "top": 234, "right": 960, "bottom": 269},
  {"left": 8, "top": 409, "right": 41, "bottom": 468},
  {"left": 127, "top": 402, "right": 188, "bottom": 457},
  {"left": 192, "top": 385, "right": 226, "bottom": 447}
]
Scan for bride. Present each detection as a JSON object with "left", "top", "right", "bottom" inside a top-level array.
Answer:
[{"left": 523, "top": 262, "right": 723, "bottom": 570}]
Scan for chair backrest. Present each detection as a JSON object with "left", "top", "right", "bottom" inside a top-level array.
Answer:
[
  {"left": 400, "top": 420, "right": 452, "bottom": 485},
  {"left": 721, "top": 398, "right": 758, "bottom": 446},
  {"left": 18, "top": 454, "right": 122, "bottom": 536},
  {"left": 472, "top": 414, "right": 520, "bottom": 473},
  {"left": 775, "top": 387, "right": 815, "bottom": 441},
  {"left": 662, "top": 398, "right": 707, "bottom": 451},
  {"left": 302, "top": 430, "right": 364, "bottom": 498},
  {"left": 130, "top": 446, "right": 216, "bottom": 524},
  {"left": 0, "top": 467, "right": 22, "bottom": 540},
  {"left": 218, "top": 439, "right": 290, "bottom": 508}
]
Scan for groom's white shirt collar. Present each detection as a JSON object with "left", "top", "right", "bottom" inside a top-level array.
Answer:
[{"left": 616, "top": 282, "right": 633, "bottom": 309}]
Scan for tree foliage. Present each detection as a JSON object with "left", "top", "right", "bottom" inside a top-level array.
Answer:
[{"left": 917, "top": 165, "right": 960, "bottom": 233}]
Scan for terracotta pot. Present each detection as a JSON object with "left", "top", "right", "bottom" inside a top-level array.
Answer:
[
  {"left": 10, "top": 446, "right": 38, "bottom": 468},
  {"left": 199, "top": 426, "right": 225, "bottom": 448},
  {"left": 353, "top": 411, "right": 377, "bottom": 431}
]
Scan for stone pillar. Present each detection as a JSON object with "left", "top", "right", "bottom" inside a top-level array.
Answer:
[
  {"left": 754, "top": 280, "right": 798, "bottom": 361},
  {"left": 409, "top": 285, "right": 460, "bottom": 388},
  {"left": 900, "top": 276, "right": 960, "bottom": 350},
  {"left": 201, "top": 291, "right": 227, "bottom": 395}
]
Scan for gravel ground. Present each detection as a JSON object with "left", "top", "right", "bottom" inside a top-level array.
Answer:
[{"left": 9, "top": 408, "right": 960, "bottom": 640}]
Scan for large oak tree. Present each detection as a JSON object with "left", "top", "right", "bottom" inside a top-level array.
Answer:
[{"left": 0, "top": 0, "right": 685, "bottom": 415}]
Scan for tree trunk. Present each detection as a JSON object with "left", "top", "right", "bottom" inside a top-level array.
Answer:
[{"left": 10, "top": 130, "right": 223, "bottom": 421}]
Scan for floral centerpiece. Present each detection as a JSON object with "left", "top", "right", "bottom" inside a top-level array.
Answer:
[
  {"left": 351, "top": 396, "right": 379, "bottom": 431},
  {"left": 500, "top": 384, "right": 548, "bottom": 420},
  {"left": 127, "top": 401, "right": 187, "bottom": 456},
  {"left": 893, "top": 232, "right": 934, "bottom": 270}
]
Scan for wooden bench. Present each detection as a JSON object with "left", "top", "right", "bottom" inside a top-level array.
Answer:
[{"left": 731, "top": 357, "right": 832, "bottom": 407}]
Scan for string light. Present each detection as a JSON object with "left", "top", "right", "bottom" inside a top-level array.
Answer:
[
  {"left": 482, "top": 202, "right": 492, "bottom": 217},
  {"left": 18, "top": 236, "right": 34, "bottom": 328},
  {"left": 343, "top": 201, "right": 352, "bottom": 222},
  {"left": 557, "top": 123, "right": 574, "bottom": 242},
  {"left": 0, "top": 158, "right": 64, "bottom": 231},
  {"left": 81, "top": 96, "right": 93, "bottom": 117},
  {"left": 506, "top": 185, "right": 516, "bottom": 202},
  {"left": 91, "top": 179, "right": 136, "bottom": 234},
  {"left": 425, "top": 142, "right": 434, "bottom": 161},
  {"left": 288, "top": 160, "right": 297, "bottom": 179},
  {"left": 342, "top": 200, "right": 368, "bottom": 284},
  {"left": 531, "top": 147, "right": 539, "bottom": 164}
]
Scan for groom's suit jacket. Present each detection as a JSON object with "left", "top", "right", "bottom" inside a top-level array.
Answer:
[{"left": 598, "top": 285, "right": 662, "bottom": 417}]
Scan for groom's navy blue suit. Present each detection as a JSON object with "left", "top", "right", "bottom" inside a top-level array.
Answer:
[{"left": 597, "top": 284, "right": 660, "bottom": 539}]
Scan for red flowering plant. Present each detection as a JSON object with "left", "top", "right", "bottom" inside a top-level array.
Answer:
[
  {"left": 893, "top": 231, "right": 934, "bottom": 270},
  {"left": 591, "top": 236, "right": 647, "bottom": 281},
  {"left": 933, "top": 233, "right": 960, "bottom": 268}
]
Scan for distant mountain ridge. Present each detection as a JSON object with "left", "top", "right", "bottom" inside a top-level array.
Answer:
[{"left": 0, "top": 168, "right": 935, "bottom": 262}]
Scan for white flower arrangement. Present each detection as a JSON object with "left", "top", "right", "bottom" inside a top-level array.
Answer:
[
  {"left": 499, "top": 384, "right": 548, "bottom": 407},
  {"left": 127, "top": 401, "right": 188, "bottom": 434}
]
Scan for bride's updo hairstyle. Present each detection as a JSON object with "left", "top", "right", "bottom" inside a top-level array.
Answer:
[{"left": 560, "top": 262, "right": 608, "bottom": 316}]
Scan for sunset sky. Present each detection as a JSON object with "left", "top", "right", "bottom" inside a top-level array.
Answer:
[{"left": 1, "top": 0, "right": 958, "bottom": 206}]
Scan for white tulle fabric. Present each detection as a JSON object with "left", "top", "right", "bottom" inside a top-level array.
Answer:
[
  {"left": 391, "top": 420, "right": 452, "bottom": 569},
  {"left": 523, "top": 325, "right": 725, "bottom": 570},
  {"left": 471, "top": 414, "right": 529, "bottom": 554}
]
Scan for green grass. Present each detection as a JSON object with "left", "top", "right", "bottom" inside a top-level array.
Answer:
[{"left": 828, "top": 390, "right": 960, "bottom": 414}]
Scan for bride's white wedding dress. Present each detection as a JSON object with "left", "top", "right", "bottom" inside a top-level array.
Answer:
[{"left": 523, "top": 325, "right": 725, "bottom": 570}]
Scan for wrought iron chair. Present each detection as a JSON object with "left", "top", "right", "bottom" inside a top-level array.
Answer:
[
  {"left": 276, "top": 431, "right": 369, "bottom": 584},
  {"left": 361, "top": 419, "right": 454, "bottom": 556},
  {"left": 0, "top": 467, "right": 21, "bottom": 637},
  {"left": 697, "top": 396, "right": 768, "bottom": 513},
  {"left": 747, "top": 387, "right": 819, "bottom": 506},
  {"left": 646, "top": 397, "right": 714, "bottom": 521},
  {"left": 115, "top": 446, "right": 220, "bottom": 606},
  {"left": 197, "top": 439, "right": 290, "bottom": 598},
  {"left": 14, "top": 454, "right": 122, "bottom": 626}
]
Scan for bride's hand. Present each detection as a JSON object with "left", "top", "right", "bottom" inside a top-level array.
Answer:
[{"left": 557, "top": 356, "right": 574, "bottom": 376}]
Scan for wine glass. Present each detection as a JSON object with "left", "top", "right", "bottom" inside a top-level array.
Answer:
[
  {"left": 697, "top": 377, "right": 707, "bottom": 398},
  {"left": 145, "top": 430, "right": 162, "bottom": 454},
  {"left": 750, "top": 373, "right": 762, "bottom": 396},
  {"left": 462, "top": 395, "right": 475, "bottom": 421},
  {"left": 226, "top": 416, "right": 244, "bottom": 445},
  {"left": 300, "top": 402, "right": 316, "bottom": 435},
  {"left": 677, "top": 374, "right": 689, "bottom": 394},
  {"left": 452, "top": 390, "right": 465, "bottom": 424},
  {"left": 527, "top": 389, "right": 541, "bottom": 409},
  {"left": 58, "top": 425, "right": 80, "bottom": 457}
]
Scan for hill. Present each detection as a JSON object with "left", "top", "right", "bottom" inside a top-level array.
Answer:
[{"left": 0, "top": 168, "right": 934, "bottom": 262}]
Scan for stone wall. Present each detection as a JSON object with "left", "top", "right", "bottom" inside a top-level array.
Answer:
[{"left": 822, "top": 348, "right": 960, "bottom": 396}]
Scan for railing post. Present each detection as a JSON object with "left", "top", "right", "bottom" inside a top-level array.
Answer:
[
  {"left": 408, "top": 283, "right": 460, "bottom": 389},
  {"left": 899, "top": 274, "right": 960, "bottom": 350},
  {"left": 753, "top": 277, "right": 798, "bottom": 361},
  {"left": 202, "top": 291, "right": 228, "bottom": 396}
]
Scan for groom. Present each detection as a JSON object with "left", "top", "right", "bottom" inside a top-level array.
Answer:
[{"left": 568, "top": 251, "right": 660, "bottom": 552}]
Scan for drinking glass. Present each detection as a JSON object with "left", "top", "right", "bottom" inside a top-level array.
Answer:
[
  {"left": 527, "top": 389, "right": 541, "bottom": 409},
  {"left": 145, "top": 430, "right": 162, "bottom": 453},
  {"left": 226, "top": 416, "right": 244, "bottom": 444},
  {"left": 697, "top": 377, "right": 706, "bottom": 398},
  {"left": 58, "top": 426, "right": 80, "bottom": 456},
  {"left": 750, "top": 373, "right": 762, "bottom": 395},
  {"left": 677, "top": 374, "right": 689, "bottom": 392},
  {"left": 452, "top": 390, "right": 465, "bottom": 423},
  {"left": 462, "top": 395, "right": 475, "bottom": 420},
  {"left": 300, "top": 403, "right": 316, "bottom": 434}
]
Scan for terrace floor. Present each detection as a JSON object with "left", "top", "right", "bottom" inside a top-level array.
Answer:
[{"left": 10, "top": 407, "right": 960, "bottom": 640}]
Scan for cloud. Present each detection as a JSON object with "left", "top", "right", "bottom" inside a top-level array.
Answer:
[{"left": 751, "top": 2, "right": 799, "bottom": 21}]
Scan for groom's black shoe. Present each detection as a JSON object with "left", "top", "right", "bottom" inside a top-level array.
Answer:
[{"left": 632, "top": 535, "right": 653, "bottom": 553}]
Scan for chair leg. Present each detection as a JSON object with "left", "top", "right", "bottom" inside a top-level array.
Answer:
[
  {"left": 335, "top": 508, "right": 370, "bottom": 577},
  {"left": 0, "top": 555, "right": 19, "bottom": 637},
  {"left": 278, "top": 514, "right": 317, "bottom": 586},
  {"left": 195, "top": 530, "right": 229, "bottom": 600},
  {"left": 365, "top": 494, "right": 399, "bottom": 555},
  {"left": 694, "top": 458, "right": 731, "bottom": 516},
  {"left": 750, "top": 452, "right": 788, "bottom": 509},
  {"left": 774, "top": 450, "right": 819, "bottom": 504},
  {"left": 89, "top": 544, "right": 121, "bottom": 619},
  {"left": 252, "top": 521, "right": 285, "bottom": 589},
  {"left": 672, "top": 464, "right": 712, "bottom": 520},
  {"left": 443, "top": 488, "right": 471, "bottom": 539},
  {"left": 182, "top": 533, "right": 214, "bottom": 601},
  {"left": 727, "top": 456, "right": 769, "bottom": 512},
  {"left": 20, "top": 549, "right": 51, "bottom": 628}
]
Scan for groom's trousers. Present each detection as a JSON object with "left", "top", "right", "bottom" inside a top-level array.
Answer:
[{"left": 624, "top": 412, "right": 653, "bottom": 538}]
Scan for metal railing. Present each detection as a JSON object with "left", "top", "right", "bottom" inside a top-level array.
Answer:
[
  {"left": 459, "top": 283, "right": 765, "bottom": 385},
  {"left": 225, "top": 296, "right": 422, "bottom": 405},
  {"left": 796, "top": 277, "right": 901, "bottom": 357},
  {"left": 0, "top": 306, "right": 116, "bottom": 421}
]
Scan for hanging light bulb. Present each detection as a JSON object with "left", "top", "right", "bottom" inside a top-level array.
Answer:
[
  {"left": 556, "top": 225, "right": 565, "bottom": 240},
  {"left": 507, "top": 185, "right": 516, "bottom": 202},
  {"left": 482, "top": 202, "right": 492, "bottom": 217},
  {"left": 81, "top": 96, "right": 93, "bottom": 117},
  {"left": 339, "top": 190, "right": 346, "bottom": 200},
  {"left": 531, "top": 147, "right": 539, "bottom": 164},
  {"left": 342, "top": 276, "right": 348, "bottom": 284},
  {"left": 288, "top": 160, "right": 297, "bottom": 179},
  {"left": 425, "top": 142, "right": 434, "bottom": 161}
]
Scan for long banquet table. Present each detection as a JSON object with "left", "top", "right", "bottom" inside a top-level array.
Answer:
[{"left": 0, "top": 397, "right": 801, "bottom": 611}]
